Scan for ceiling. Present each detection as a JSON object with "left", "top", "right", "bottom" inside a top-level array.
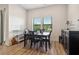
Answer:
[{"left": 19, "top": 4, "right": 52, "bottom": 10}]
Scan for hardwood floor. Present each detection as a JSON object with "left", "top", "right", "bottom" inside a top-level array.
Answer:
[{"left": 0, "top": 41, "right": 65, "bottom": 55}]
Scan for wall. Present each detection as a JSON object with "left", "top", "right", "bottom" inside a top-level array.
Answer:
[
  {"left": 6, "top": 4, "right": 28, "bottom": 46},
  {"left": 27, "top": 5, "right": 68, "bottom": 41},
  {"left": 68, "top": 4, "right": 79, "bottom": 30},
  {"left": 9, "top": 4, "right": 28, "bottom": 32}
]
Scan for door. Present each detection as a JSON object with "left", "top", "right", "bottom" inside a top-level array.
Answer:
[{"left": 0, "top": 10, "right": 4, "bottom": 44}]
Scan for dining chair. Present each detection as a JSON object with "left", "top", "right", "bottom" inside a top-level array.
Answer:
[
  {"left": 41, "top": 31, "right": 52, "bottom": 51},
  {"left": 40, "top": 29, "right": 45, "bottom": 34},
  {"left": 24, "top": 30, "right": 31, "bottom": 47},
  {"left": 28, "top": 31, "right": 41, "bottom": 49},
  {"left": 24, "top": 31, "right": 27, "bottom": 47}
]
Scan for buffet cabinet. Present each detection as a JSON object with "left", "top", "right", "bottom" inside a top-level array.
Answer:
[{"left": 59, "top": 30, "right": 79, "bottom": 55}]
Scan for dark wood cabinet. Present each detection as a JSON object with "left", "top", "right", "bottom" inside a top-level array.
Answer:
[{"left": 59, "top": 30, "right": 79, "bottom": 55}]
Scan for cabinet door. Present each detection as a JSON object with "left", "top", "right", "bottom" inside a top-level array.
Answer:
[{"left": 69, "top": 31, "right": 79, "bottom": 55}]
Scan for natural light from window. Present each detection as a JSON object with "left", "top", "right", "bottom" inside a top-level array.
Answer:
[{"left": 33, "top": 16, "right": 52, "bottom": 32}]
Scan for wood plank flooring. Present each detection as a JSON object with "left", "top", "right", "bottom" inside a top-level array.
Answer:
[{"left": 0, "top": 41, "right": 65, "bottom": 55}]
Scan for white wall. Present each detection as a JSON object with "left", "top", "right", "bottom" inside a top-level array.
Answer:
[
  {"left": 27, "top": 5, "right": 68, "bottom": 41},
  {"left": 68, "top": 4, "right": 79, "bottom": 30},
  {"left": 5, "top": 4, "right": 28, "bottom": 46},
  {"left": 9, "top": 4, "right": 28, "bottom": 32}
]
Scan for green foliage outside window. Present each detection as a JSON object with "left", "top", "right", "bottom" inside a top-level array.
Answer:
[
  {"left": 33, "top": 16, "right": 52, "bottom": 32},
  {"left": 33, "top": 24, "right": 40, "bottom": 31}
]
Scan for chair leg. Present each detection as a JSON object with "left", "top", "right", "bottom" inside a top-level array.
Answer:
[
  {"left": 24, "top": 39, "right": 27, "bottom": 47},
  {"left": 37, "top": 43, "right": 39, "bottom": 49},
  {"left": 48, "top": 41, "right": 51, "bottom": 49},
  {"left": 30, "top": 41, "right": 32, "bottom": 48},
  {"left": 45, "top": 42, "right": 47, "bottom": 51},
  {"left": 34, "top": 42, "right": 36, "bottom": 48},
  {"left": 24, "top": 40, "right": 26, "bottom": 47},
  {"left": 40, "top": 41, "right": 43, "bottom": 47},
  {"left": 36, "top": 43, "right": 38, "bottom": 49}
]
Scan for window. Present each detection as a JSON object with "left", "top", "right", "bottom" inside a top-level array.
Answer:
[
  {"left": 33, "top": 16, "right": 52, "bottom": 32},
  {"left": 33, "top": 17, "right": 41, "bottom": 31},
  {"left": 44, "top": 16, "right": 52, "bottom": 32},
  {"left": 9, "top": 16, "right": 26, "bottom": 32}
]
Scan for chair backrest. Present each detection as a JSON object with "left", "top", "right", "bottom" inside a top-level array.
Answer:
[
  {"left": 40, "top": 29, "right": 45, "bottom": 33},
  {"left": 28, "top": 31, "right": 35, "bottom": 40},
  {"left": 48, "top": 31, "right": 52, "bottom": 39},
  {"left": 24, "top": 31, "right": 27, "bottom": 40},
  {"left": 24, "top": 29, "right": 29, "bottom": 38},
  {"left": 29, "top": 31, "right": 35, "bottom": 35}
]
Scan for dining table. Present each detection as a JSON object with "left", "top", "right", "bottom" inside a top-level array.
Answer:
[{"left": 24, "top": 31, "right": 50, "bottom": 51}]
